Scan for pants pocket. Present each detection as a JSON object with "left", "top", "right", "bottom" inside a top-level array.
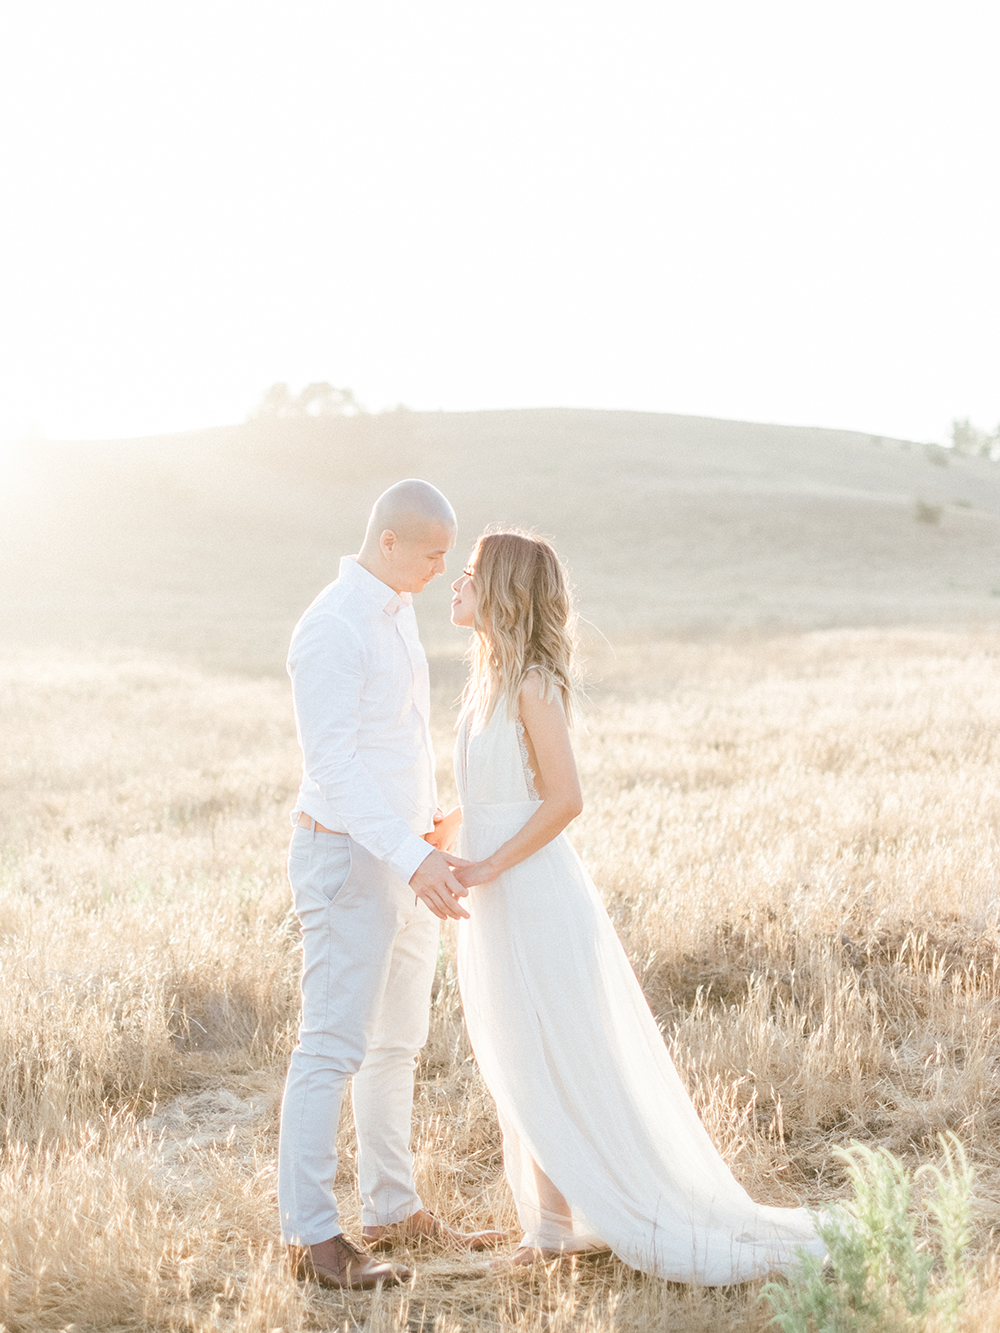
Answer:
[{"left": 288, "top": 832, "right": 352, "bottom": 907}]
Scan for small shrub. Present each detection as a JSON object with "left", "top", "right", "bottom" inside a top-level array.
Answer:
[
  {"left": 950, "top": 417, "right": 998, "bottom": 458},
  {"left": 761, "top": 1134, "right": 973, "bottom": 1333}
]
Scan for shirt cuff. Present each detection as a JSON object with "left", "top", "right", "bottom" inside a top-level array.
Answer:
[{"left": 389, "top": 833, "right": 436, "bottom": 885}]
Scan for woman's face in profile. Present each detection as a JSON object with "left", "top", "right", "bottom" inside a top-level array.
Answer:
[{"left": 450, "top": 565, "right": 477, "bottom": 628}]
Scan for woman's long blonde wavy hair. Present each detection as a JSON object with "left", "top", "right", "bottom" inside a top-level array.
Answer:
[{"left": 460, "top": 529, "right": 580, "bottom": 730}]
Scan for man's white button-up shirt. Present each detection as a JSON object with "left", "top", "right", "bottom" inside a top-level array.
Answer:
[{"left": 287, "top": 556, "right": 437, "bottom": 884}]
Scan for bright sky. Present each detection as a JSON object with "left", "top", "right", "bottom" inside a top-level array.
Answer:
[{"left": 0, "top": 2, "right": 997, "bottom": 445}]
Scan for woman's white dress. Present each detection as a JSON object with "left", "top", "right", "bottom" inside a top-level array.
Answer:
[{"left": 454, "top": 698, "right": 826, "bottom": 1284}]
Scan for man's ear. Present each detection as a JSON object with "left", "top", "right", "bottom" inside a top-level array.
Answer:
[{"left": 379, "top": 528, "right": 397, "bottom": 556}]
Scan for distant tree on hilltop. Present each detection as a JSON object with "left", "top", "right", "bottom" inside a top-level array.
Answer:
[
  {"left": 253, "top": 383, "right": 295, "bottom": 418},
  {"left": 951, "top": 417, "right": 999, "bottom": 460},
  {"left": 250, "top": 381, "right": 364, "bottom": 420}
]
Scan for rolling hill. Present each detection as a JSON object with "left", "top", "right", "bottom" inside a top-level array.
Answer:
[{"left": 2, "top": 408, "right": 998, "bottom": 673}]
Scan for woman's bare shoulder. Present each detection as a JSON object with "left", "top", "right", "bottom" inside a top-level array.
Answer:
[{"left": 518, "top": 667, "right": 565, "bottom": 715}]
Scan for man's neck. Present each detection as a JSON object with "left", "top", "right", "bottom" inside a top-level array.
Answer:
[{"left": 355, "top": 550, "right": 402, "bottom": 593}]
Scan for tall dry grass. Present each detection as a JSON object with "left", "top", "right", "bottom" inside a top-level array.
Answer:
[{"left": 1, "top": 629, "right": 999, "bottom": 1331}]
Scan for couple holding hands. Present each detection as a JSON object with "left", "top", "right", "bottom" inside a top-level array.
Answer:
[{"left": 278, "top": 479, "right": 824, "bottom": 1289}]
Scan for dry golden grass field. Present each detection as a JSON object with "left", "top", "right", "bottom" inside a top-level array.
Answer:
[
  {"left": 2, "top": 409, "right": 1000, "bottom": 1330},
  {"left": 2, "top": 628, "right": 1000, "bottom": 1332}
]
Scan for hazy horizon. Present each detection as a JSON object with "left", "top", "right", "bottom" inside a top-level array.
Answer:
[{"left": 3, "top": 398, "right": 943, "bottom": 448}]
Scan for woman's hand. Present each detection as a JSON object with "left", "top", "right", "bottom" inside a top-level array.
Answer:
[
  {"left": 423, "top": 805, "right": 463, "bottom": 852},
  {"left": 454, "top": 859, "right": 501, "bottom": 888}
]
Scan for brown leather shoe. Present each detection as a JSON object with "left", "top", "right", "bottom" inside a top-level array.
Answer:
[
  {"left": 363, "top": 1207, "right": 506, "bottom": 1252},
  {"left": 287, "top": 1233, "right": 411, "bottom": 1289}
]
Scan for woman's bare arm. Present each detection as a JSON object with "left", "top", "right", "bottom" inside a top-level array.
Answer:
[{"left": 454, "top": 672, "right": 582, "bottom": 887}]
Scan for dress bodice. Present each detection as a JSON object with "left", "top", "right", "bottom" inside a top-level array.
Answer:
[{"left": 455, "top": 699, "right": 540, "bottom": 807}]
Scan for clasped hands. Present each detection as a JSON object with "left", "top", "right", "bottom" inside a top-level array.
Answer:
[
  {"left": 409, "top": 807, "right": 499, "bottom": 920},
  {"left": 427, "top": 806, "right": 499, "bottom": 888}
]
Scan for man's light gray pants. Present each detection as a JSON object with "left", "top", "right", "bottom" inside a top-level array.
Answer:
[{"left": 277, "top": 826, "right": 439, "bottom": 1245}]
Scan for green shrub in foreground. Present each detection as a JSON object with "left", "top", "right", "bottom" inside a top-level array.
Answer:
[{"left": 761, "top": 1134, "right": 972, "bottom": 1333}]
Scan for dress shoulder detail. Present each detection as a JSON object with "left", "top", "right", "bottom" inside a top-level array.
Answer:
[{"left": 519, "top": 664, "right": 544, "bottom": 690}]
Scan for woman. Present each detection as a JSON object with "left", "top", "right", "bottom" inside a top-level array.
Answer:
[{"left": 437, "top": 530, "right": 825, "bottom": 1283}]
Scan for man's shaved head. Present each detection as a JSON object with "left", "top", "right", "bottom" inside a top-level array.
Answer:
[
  {"left": 364, "top": 479, "right": 457, "bottom": 545},
  {"left": 357, "top": 478, "right": 457, "bottom": 595}
]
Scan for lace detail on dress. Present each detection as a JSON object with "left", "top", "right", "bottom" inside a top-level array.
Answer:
[{"left": 515, "top": 716, "right": 540, "bottom": 800}]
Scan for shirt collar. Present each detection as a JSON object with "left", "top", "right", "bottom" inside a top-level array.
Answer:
[{"left": 339, "top": 555, "right": 412, "bottom": 617}]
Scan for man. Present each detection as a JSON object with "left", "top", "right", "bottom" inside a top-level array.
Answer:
[{"left": 279, "top": 479, "right": 502, "bottom": 1290}]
